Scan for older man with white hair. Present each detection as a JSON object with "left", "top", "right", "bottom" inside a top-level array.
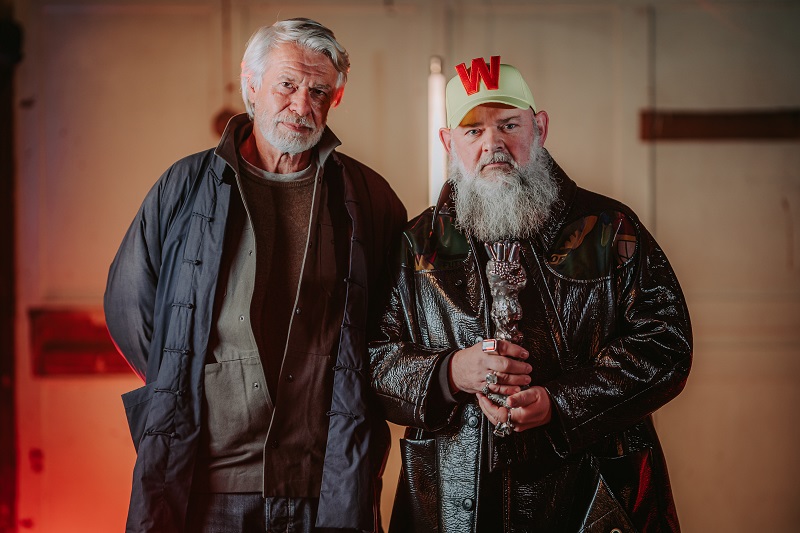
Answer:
[
  {"left": 106, "top": 18, "right": 405, "bottom": 533},
  {"left": 370, "top": 56, "right": 692, "bottom": 532}
]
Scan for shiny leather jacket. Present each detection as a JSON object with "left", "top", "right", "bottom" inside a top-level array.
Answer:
[{"left": 369, "top": 160, "right": 692, "bottom": 532}]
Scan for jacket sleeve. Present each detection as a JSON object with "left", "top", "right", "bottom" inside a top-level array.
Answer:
[
  {"left": 103, "top": 162, "right": 194, "bottom": 380},
  {"left": 543, "top": 223, "right": 692, "bottom": 454},
  {"left": 368, "top": 234, "right": 461, "bottom": 432}
]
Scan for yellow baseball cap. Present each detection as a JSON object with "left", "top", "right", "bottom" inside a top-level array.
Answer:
[{"left": 445, "top": 56, "right": 537, "bottom": 128}]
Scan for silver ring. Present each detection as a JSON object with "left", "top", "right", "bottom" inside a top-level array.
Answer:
[
  {"left": 481, "top": 338, "right": 499, "bottom": 355},
  {"left": 485, "top": 371, "right": 498, "bottom": 385},
  {"left": 506, "top": 409, "right": 515, "bottom": 430},
  {"left": 493, "top": 421, "right": 512, "bottom": 438},
  {"left": 481, "top": 384, "right": 490, "bottom": 396}
]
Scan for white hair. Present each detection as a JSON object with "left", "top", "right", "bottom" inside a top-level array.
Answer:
[
  {"left": 449, "top": 123, "right": 560, "bottom": 242},
  {"left": 240, "top": 18, "right": 350, "bottom": 119}
]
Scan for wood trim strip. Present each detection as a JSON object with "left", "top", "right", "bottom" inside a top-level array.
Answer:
[{"left": 640, "top": 109, "right": 800, "bottom": 140}]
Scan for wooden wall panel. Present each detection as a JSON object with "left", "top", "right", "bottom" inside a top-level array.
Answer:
[
  {"left": 652, "top": 4, "right": 800, "bottom": 531},
  {"left": 34, "top": 2, "right": 222, "bottom": 302},
  {"left": 12, "top": 1, "right": 800, "bottom": 532},
  {"left": 15, "top": 2, "right": 221, "bottom": 531}
]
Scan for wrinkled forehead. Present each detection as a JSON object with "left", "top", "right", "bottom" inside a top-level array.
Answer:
[{"left": 264, "top": 43, "right": 339, "bottom": 84}]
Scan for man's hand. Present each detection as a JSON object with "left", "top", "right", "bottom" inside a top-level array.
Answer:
[
  {"left": 449, "top": 339, "right": 532, "bottom": 395},
  {"left": 477, "top": 385, "right": 553, "bottom": 433}
]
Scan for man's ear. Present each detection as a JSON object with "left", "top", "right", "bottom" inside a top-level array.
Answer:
[
  {"left": 439, "top": 128, "right": 452, "bottom": 153},
  {"left": 247, "top": 79, "right": 258, "bottom": 104},
  {"left": 331, "top": 87, "right": 344, "bottom": 108},
  {"left": 534, "top": 110, "right": 549, "bottom": 146}
]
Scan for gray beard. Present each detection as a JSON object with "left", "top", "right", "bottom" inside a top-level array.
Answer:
[
  {"left": 256, "top": 110, "right": 323, "bottom": 155},
  {"left": 449, "top": 142, "right": 559, "bottom": 243}
]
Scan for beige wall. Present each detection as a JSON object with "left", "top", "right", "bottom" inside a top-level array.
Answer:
[
  {"left": 13, "top": 0, "right": 800, "bottom": 531},
  {"left": 651, "top": 4, "right": 800, "bottom": 529}
]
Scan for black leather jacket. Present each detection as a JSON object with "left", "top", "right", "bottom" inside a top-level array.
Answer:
[{"left": 369, "top": 160, "right": 691, "bottom": 532}]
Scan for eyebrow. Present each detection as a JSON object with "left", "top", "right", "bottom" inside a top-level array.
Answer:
[
  {"left": 276, "top": 74, "right": 333, "bottom": 91},
  {"left": 497, "top": 115, "right": 521, "bottom": 124}
]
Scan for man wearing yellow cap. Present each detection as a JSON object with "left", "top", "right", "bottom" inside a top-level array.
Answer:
[{"left": 369, "top": 56, "right": 692, "bottom": 532}]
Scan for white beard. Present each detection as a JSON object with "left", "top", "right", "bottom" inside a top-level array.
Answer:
[
  {"left": 255, "top": 110, "right": 323, "bottom": 155},
  {"left": 449, "top": 142, "right": 559, "bottom": 243}
]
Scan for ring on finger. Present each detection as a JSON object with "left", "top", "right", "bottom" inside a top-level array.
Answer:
[
  {"left": 493, "top": 421, "right": 512, "bottom": 438},
  {"left": 485, "top": 370, "right": 498, "bottom": 385},
  {"left": 481, "top": 384, "right": 490, "bottom": 395},
  {"left": 506, "top": 409, "right": 516, "bottom": 430},
  {"left": 482, "top": 338, "right": 499, "bottom": 355}
]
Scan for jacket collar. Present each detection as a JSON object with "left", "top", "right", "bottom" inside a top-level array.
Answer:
[
  {"left": 537, "top": 156, "right": 577, "bottom": 251},
  {"left": 213, "top": 113, "right": 342, "bottom": 181}
]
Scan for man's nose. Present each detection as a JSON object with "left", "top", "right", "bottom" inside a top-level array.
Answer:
[
  {"left": 289, "top": 88, "right": 312, "bottom": 117},
  {"left": 482, "top": 129, "right": 505, "bottom": 152}
]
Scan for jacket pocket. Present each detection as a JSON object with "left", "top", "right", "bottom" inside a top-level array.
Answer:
[
  {"left": 121, "top": 382, "right": 155, "bottom": 453},
  {"left": 580, "top": 449, "right": 653, "bottom": 532},
  {"left": 392, "top": 437, "right": 439, "bottom": 533},
  {"left": 203, "top": 355, "right": 271, "bottom": 457},
  {"left": 579, "top": 479, "right": 637, "bottom": 533}
]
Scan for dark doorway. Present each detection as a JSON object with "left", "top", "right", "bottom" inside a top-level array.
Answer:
[{"left": 0, "top": 13, "right": 22, "bottom": 533}]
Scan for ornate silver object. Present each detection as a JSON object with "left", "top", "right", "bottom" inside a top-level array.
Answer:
[
  {"left": 484, "top": 240, "right": 527, "bottom": 408},
  {"left": 484, "top": 240, "right": 526, "bottom": 344},
  {"left": 492, "top": 402, "right": 517, "bottom": 438},
  {"left": 487, "top": 391, "right": 510, "bottom": 408}
]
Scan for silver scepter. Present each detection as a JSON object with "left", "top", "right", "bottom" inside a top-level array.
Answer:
[{"left": 484, "top": 240, "right": 527, "bottom": 408}]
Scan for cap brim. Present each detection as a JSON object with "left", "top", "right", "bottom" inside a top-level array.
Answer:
[{"left": 449, "top": 96, "right": 534, "bottom": 128}]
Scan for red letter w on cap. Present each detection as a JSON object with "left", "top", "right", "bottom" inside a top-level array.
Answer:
[{"left": 455, "top": 56, "right": 501, "bottom": 96}]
